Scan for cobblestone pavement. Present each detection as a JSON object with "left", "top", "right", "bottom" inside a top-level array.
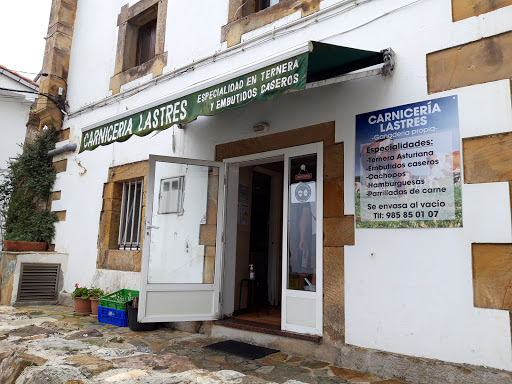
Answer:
[{"left": 0, "top": 305, "right": 414, "bottom": 384}]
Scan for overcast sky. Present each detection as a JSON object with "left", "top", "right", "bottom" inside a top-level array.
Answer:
[{"left": 0, "top": 1, "right": 52, "bottom": 78}]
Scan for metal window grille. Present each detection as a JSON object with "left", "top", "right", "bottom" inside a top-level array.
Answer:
[{"left": 119, "top": 179, "right": 143, "bottom": 250}]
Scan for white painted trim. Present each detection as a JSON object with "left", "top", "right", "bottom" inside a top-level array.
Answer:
[
  {"left": 140, "top": 314, "right": 218, "bottom": 323},
  {"left": 222, "top": 142, "right": 323, "bottom": 336},
  {"left": 143, "top": 284, "right": 215, "bottom": 291},
  {"left": 0, "top": 68, "right": 39, "bottom": 92},
  {"left": 284, "top": 323, "right": 322, "bottom": 336},
  {"left": 281, "top": 142, "right": 323, "bottom": 336},
  {"left": 221, "top": 164, "right": 240, "bottom": 316}
]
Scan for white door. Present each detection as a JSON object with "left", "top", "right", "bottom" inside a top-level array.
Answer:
[
  {"left": 138, "top": 155, "right": 226, "bottom": 322},
  {"left": 282, "top": 142, "right": 323, "bottom": 336}
]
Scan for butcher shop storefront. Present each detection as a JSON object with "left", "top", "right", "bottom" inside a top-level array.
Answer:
[{"left": 80, "top": 41, "right": 397, "bottom": 337}]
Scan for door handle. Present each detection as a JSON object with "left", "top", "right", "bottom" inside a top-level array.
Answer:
[{"left": 146, "top": 224, "right": 160, "bottom": 230}]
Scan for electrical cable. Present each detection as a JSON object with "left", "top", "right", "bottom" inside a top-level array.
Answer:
[
  {"left": 0, "top": 87, "right": 66, "bottom": 113},
  {"left": 67, "top": 0, "right": 426, "bottom": 119}
]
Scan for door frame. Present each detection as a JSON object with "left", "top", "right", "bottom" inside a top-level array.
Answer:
[
  {"left": 253, "top": 165, "right": 283, "bottom": 307},
  {"left": 221, "top": 143, "right": 323, "bottom": 336}
]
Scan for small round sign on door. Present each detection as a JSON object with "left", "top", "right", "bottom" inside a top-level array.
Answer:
[{"left": 291, "top": 181, "right": 316, "bottom": 204}]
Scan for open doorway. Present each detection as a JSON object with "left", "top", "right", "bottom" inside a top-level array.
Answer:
[{"left": 233, "top": 161, "right": 283, "bottom": 327}]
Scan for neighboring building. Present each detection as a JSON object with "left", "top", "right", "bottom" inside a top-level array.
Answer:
[
  {"left": 0, "top": 66, "right": 39, "bottom": 242},
  {"left": 34, "top": 0, "right": 512, "bottom": 382}
]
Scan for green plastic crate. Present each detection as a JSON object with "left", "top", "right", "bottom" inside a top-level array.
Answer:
[{"left": 98, "top": 289, "right": 139, "bottom": 311}]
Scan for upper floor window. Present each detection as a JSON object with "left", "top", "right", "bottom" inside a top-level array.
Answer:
[
  {"left": 222, "top": 0, "right": 322, "bottom": 48},
  {"left": 137, "top": 19, "right": 157, "bottom": 66},
  {"left": 258, "top": 0, "right": 281, "bottom": 11},
  {"left": 110, "top": 0, "right": 168, "bottom": 95}
]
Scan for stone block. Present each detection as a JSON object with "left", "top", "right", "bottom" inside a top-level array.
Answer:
[
  {"left": 53, "top": 159, "right": 67, "bottom": 173},
  {"left": 216, "top": 122, "right": 334, "bottom": 161},
  {"left": 199, "top": 224, "right": 217, "bottom": 246},
  {"left": 222, "top": 0, "right": 321, "bottom": 46},
  {"left": 111, "top": 352, "right": 195, "bottom": 372},
  {"left": 50, "top": 191, "right": 62, "bottom": 202},
  {"left": 66, "top": 355, "right": 114, "bottom": 375},
  {"left": 472, "top": 243, "right": 512, "bottom": 310},
  {"left": 0, "top": 350, "right": 48, "bottom": 384},
  {"left": 55, "top": 211, "right": 66, "bottom": 222},
  {"left": 463, "top": 132, "right": 512, "bottom": 183},
  {"left": 206, "top": 174, "right": 219, "bottom": 225},
  {"left": 323, "top": 177, "right": 344, "bottom": 218},
  {"left": 323, "top": 247, "right": 344, "bottom": 343},
  {"left": 323, "top": 216, "right": 355, "bottom": 246},
  {"left": 427, "top": 31, "right": 512, "bottom": 93},
  {"left": 57, "top": 129, "right": 70, "bottom": 142},
  {"left": 109, "top": 53, "right": 168, "bottom": 95},
  {"left": 58, "top": 291, "right": 73, "bottom": 307},
  {"left": 99, "top": 249, "right": 141, "bottom": 272},
  {"left": 324, "top": 143, "right": 344, "bottom": 179},
  {"left": 203, "top": 246, "right": 216, "bottom": 284},
  {"left": 98, "top": 209, "right": 122, "bottom": 249},
  {"left": 330, "top": 366, "right": 381, "bottom": 382},
  {"left": 49, "top": 0, "right": 78, "bottom": 30},
  {"left": 102, "top": 198, "right": 122, "bottom": 213},
  {"left": 110, "top": 161, "right": 148, "bottom": 182},
  {"left": 452, "top": 0, "right": 512, "bottom": 22}
]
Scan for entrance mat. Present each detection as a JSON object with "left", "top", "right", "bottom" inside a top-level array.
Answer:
[{"left": 204, "top": 340, "right": 279, "bottom": 360}]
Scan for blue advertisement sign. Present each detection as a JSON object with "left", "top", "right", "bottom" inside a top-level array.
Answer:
[{"left": 355, "top": 96, "right": 462, "bottom": 228}]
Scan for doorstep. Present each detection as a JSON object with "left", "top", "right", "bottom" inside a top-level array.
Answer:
[{"left": 214, "top": 317, "right": 322, "bottom": 343}]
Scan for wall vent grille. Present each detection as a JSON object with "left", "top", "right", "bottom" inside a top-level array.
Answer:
[{"left": 17, "top": 263, "right": 60, "bottom": 302}]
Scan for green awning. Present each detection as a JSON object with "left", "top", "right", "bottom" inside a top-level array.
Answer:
[
  {"left": 80, "top": 42, "right": 385, "bottom": 153},
  {"left": 306, "top": 41, "right": 385, "bottom": 83}
]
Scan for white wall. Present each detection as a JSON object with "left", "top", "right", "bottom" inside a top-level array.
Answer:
[
  {"left": 0, "top": 73, "right": 36, "bottom": 242},
  {"left": 58, "top": 0, "right": 512, "bottom": 370},
  {"left": 0, "top": 75, "right": 34, "bottom": 172}
]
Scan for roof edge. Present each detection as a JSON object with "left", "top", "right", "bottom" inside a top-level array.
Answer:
[{"left": 0, "top": 65, "right": 39, "bottom": 91}]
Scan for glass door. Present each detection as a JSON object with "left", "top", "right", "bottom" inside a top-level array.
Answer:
[
  {"left": 282, "top": 142, "right": 323, "bottom": 335},
  {"left": 138, "top": 155, "right": 226, "bottom": 322}
]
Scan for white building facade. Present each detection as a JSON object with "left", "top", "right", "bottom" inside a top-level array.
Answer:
[
  {"left": 0, "top": 67, "right": 38, "bottom": 242},
  {"left": 44, "top": 0, "right": 512, "bottom": 381}
]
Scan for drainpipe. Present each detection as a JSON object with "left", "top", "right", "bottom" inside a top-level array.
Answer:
[{"left": 48, "top": 144, "right": 77, "bottom": 157}]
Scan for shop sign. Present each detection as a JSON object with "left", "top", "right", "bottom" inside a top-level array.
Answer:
[
  {"left": 355, "top": 96, "right": 462, "bottom": 228},
  {"left": 80, "top": 53, "right": 308, "bottom": 153}
]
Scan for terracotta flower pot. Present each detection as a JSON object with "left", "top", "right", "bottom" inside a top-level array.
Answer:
[
  {"left": 3, "top": 240, "right": 47, "bottom": 252},
  {"left": 90, "top": 298, "right": 99, "bottom": 316},
  {"left": 73, "top": 297, "right": 92, "bottom": 315}
]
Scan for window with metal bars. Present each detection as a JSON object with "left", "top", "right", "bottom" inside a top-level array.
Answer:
[{"left": 119, "top": 179, "right": 143, "bottom": 250}]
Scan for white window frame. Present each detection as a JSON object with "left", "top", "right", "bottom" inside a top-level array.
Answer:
[{"left": 158, "top": 176, "right": 185, "bottom": 214}]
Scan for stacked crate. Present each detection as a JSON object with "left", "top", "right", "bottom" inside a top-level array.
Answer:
[{"left": 97, "top": 289, "right": 139, "bottom": 327}]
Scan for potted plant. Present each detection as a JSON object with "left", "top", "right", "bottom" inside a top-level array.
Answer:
[
  {"left": 88, "top": 287, "right": 105, "bottom": 316},
  {"left": 0, "top": 127, "right": 59, "bottom": 251},
  {"left": 72, "top": 284, "right": 91, "bottom": 315}
]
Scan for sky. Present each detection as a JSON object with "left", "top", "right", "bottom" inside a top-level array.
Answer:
[{"left": 0, "top": 1, "right": 53, "bottom": 79}]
